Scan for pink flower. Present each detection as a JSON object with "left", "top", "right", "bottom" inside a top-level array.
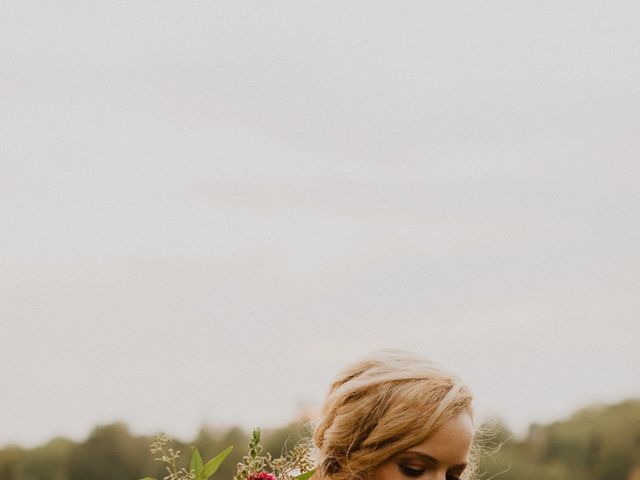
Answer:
[{"left": 248, "top": 472, "right": 277, "bottom": 480}]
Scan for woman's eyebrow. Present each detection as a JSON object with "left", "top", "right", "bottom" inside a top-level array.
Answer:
[{"left": 401, "top": 451, "right": 467, "bottom": 470}]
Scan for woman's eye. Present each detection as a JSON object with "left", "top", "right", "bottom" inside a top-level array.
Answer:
[{"left": 399, "top": 465, "right": 424, "bottom": 477}]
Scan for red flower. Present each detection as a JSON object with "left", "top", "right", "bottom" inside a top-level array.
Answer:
[{"left": 248, "top": 472, "right": 277, "bottom": 480}]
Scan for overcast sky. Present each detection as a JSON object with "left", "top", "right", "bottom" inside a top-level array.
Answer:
[{"left": 1, "top": 1, "right": 639, "bottom": 448}]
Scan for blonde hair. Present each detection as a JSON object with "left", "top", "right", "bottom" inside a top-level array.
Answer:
[{"left": 313, "top": 350, "right": 477, "bottom": 480}]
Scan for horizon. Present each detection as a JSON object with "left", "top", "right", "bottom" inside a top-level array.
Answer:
[{"left": 4, "top": 395, "right": 639, "bottom": 451}]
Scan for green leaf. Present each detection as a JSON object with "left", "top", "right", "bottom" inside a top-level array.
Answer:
[
  {"left": 294, "top": 469, "right": 316, "bottom": 480},
  {"left": 139, "top": 477, "right": 157, "bottom": 480},
  {"left": 191, "top": 447, "right": 204, "bottom": 477},
  {"left": 202, "top": 445, "right": 234, "bottom": 478}
]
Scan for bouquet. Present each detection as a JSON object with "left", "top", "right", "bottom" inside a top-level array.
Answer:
[{"left": 142, "top": 428, "right": 315, "bottom": 480}]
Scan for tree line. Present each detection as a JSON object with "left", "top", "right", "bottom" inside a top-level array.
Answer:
[
  {"left": 480, "top": 399, "right": 640, "bottom": 480},
  {"left": 1, "top": 399, "right": 638, "bottom": 480}
]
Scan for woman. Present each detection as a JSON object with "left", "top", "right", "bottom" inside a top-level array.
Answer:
[{"left": 313, "top": 350, "right": 477, "bottom": 480}]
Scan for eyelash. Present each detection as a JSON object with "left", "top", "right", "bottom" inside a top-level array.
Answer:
[
  {"left": 399, "top": 465, "right": 461, "bottom": 480},
  {"left": 399, "top": 465, "right": 424, "bottom": 478}
]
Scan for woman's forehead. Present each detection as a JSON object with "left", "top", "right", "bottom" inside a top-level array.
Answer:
[{"left": 403, "top": 412, "right": 474, "bottom": 465}]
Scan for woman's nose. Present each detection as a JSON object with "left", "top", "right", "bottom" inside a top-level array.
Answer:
[{"left": 433, "top": 471, "right": 448, "bottom": 480}]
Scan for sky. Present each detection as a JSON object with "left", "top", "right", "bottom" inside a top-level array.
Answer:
[{"left": 1, "top": 1, "right": 639, "bottom": 448}]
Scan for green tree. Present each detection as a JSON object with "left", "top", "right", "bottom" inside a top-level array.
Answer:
[
  {"left": 67, "top": 423, "right": 148, "bottom": 480},
  {"left": 16, "top": 438, "right": 74, "bottom": 480},
  {"left": 0, "top": 447, "right": 25, "bottom": 480}
]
